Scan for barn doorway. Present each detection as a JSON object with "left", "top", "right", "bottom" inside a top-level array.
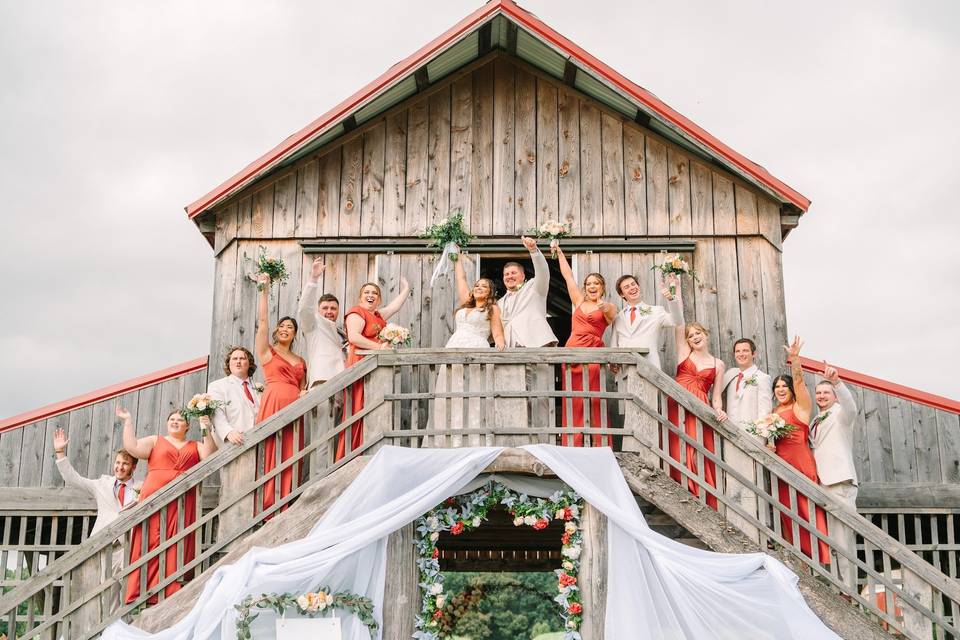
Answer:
[{"left": 477, "top": 254, "right": 572, "bottom": 346}]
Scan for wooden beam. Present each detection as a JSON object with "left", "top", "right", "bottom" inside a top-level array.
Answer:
[
  {"left": 562, "top": 59, "right": 577, "bottom": 86},
  {"left": 342, "top": 114, "right": 358, "bottom": 133},
  {"left": 301, "top": 236, "right": 696, "bottom": 254},
  {"left": 856, "top": 483, "right": 960, "bottom": 510},
  {"left": 414, "top": 67, "right": 430, "bottom": 92},
  {"left": 478, "top": 21, "right": 493, "bottom": 56},
  {"left": 506, "top": 21, "right": 518, "bottom": 55}
]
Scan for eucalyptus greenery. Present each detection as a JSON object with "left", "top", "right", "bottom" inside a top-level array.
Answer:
[
  {"left": 421, "top": 212, "right": 474, "bottom": 261},
  {"left": 233, "top": 588, "right": 378, "bottom": 640},
  {"left": 252, "top": 245, "right": 290, "bottom": 292}
]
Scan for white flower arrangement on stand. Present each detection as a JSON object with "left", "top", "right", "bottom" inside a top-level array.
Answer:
[{"left": 412, "top": 481, "right": 584, "bottom": 640}]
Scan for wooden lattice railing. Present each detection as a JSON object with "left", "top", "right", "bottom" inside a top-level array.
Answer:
[{"left": 1, "top": 349, "right": 958, "bottom": 639}]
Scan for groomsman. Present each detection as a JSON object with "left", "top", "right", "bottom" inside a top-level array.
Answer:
[
  {"left": 207, "top": 346, "right": 261, "bottom": 445},
  {"left": 609, "top": 273, "right": 683, "bottom": 369},
  {"left": 498, "top": 236, "right": 558, "bottom": 348},
  {"left": 811, "top": 363, "right": 860, "bottom": 586},
  {"left": 719, "top": 338, "right": 773, "bottom": 429},
  {"left": 298, "top": 257, "right": 347, "bottom": 388},
  {"left": 54, "top": 426, "right": 139, "bottom": 534}
]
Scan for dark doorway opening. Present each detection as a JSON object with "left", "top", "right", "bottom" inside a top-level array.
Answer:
[{"left": 479, "top": 255, "right": 572, "bottom": 346}]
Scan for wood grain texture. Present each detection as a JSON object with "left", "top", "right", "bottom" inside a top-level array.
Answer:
[
  {"left": 693, "top": 239, "right": 721, "bottom": 357},
  {"left": 622, "top": 124, "right": 647, "bottom": 235},
  {"left": 937, "top": 410, "right": 960, "bottom": 483},
  {"left": 536, "top": 79, "right": 559, "bottom": 226},
  {"left": 427, "top": 89, "right": 451, "bottom": 226},
  {"left": 339, "top": 136, "right": 364, "bottom": 235},
  {"left": 757, "top": 239, "right": 787, "bottom": 373},
  {"left": 645, "top": 136, "right": 669, "bottom": 235},
  {"left": 758, "top": 197, "right": 782, "bottom": 248},
  {"left": 690, "top": 161, "right": 713, "bottom": 235},
  {"left": 450, "top": 75, "right": 473, "bottom": 226},
  {"left": 492, "top": 58, "right": 516, "bottom": 235},
  {"left": 251, "top": 185, "right": 274, "bottom": 238},
  {"left": 712, "top": 173, "right": 736, "bottom": 235},
  {"left": 471, "top": 64, "right": 494, "bottom": 235},
  {"left": 600, "top": 113, "right": 625, "bottom": 236},
  {"left": 294, "top": 160, "right": 319, "bottom": 238},
  {"left": 558, "top": 87, "right": 581, "bottom": 234},
  {"left": 514, "top": 68, "right": 537, "bottom": 233},
  {"left": 361, "top": 120, "right": 386, "bottom": 236},
  {"left": 317, "top": 151, "right": 341, "bottom": 237},
  {"left": 667, "top": 148, "right": 691, "bottom": 236},
  {"left": 383, "top": 111, "right": 407, "bottom": 236},
  {"left": 712, "top": 237, "right": 742, "bottom": 363},
  {"left": 405, "top": 99, "right": 429, "bottom": 237},
  {"left": 272, "top": 173, "right": 296, "bottom": 238},
  {"left": 734, "top": 183, "right": 760, "bottom": 235}
]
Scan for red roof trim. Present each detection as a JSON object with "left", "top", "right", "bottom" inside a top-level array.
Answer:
[
  {"left": 799, "top": 356, "right": 960, "bottom": 415},
  {"left": 0, "top": 357, "right": 209, "bottom": 433},
  {"left": 185, "top": 0, "right": 810, "bottom": 220}
]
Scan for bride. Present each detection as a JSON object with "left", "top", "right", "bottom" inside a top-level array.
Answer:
[{"left": 444, "top": 247, "right": 506, "bottom": 350}]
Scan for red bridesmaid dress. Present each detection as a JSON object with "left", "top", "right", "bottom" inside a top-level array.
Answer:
[
  {"left": 667, "top": 357, "right": 719, "bottom": 510},
  {"left": 125, "top": 438, "right": 199, "bottom": 604},
  {"left": 336, "top": 306, "right": 385, "bottom": 461},
  {"left": 561, "top": 307, "right": 608, "bottom": 447},
  {"left": 257, "top": 347, "right": 306, "bottom": 514},
  {"left": 775, "top": 405, "right": 830, "bottom": 564}
]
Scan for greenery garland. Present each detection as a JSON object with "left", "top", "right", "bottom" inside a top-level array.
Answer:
[
  {"left": 413, "top": 481, "right": 584, "bottom": 640},
  {"left": 234, "top": 588, "right": 378, "bottom": 640}
]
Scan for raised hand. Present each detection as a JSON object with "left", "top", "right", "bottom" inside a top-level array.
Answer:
[
  {"left": 661, "top": 273, "right": 679, "bottom": 300},
  {"left": 400, "top": 276, "right": 410, "bottom": 292},
  {"left": 783, "top": 335, "right": 803, "bottom": 362},
  {"left": 309, "top": 256, "right": 325, "bottom": 282},
  {"left": 823, "top": 362, "right": 840, "bottom": 385},
  {"left": 115, "top": 406, "right": 131, "bottom": 422},
  {"left": 53, "top": 428, "right": 69, "bottom": 452},
  {"left": 521, "top": 236, "right": 537, "bottom": 252},
  {"left": 255, "top": 272, "right": 271, "bottom": 285}
]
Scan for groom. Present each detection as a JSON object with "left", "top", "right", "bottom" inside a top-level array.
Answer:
[{"left": 498, "top": 236, "right": 558, "bottom": 348}]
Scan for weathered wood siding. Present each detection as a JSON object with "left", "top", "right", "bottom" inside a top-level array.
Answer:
[{"left": 0, "top": 368, "right": 210, "bottom": 489}]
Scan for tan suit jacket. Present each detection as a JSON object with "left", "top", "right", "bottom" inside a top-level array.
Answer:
[
  {"left": 498, "top": 249, "right": 558, "bottom": 347},
  {"left": 55, "top": 458, "right": 137, "bottom": 534},
  {"left": 811, "top": 382, "right": 859, "bottom": 487}
]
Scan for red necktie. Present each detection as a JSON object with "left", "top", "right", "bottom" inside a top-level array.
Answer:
[
  {"left": 243, "top": 380, "right": 255, "bottom": 403},
  {"left": 117, "top": 482, "right": 126, "bottom": 506},
  {"left": 629, "top": 306, "right": 637, "bottom": 323},
  {"left": 736, "top": 372, "right": 743, "bottom": 391}
]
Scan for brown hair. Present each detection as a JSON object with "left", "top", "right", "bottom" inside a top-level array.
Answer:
[
  {"left": 272, "top": 316, "right": 299, "bottom": 344},
  {"left": 222, "top": 346, "right": 257, "bottom": 377},
  {"left": 583, "top": 272, "right": 606, "bottom": 298},
  {"left": 115, "top": 449, "right": 138, "bottom": 466},
  {"left": 319, "top": 293, "right": 340, "bottom": 306},
  {"left": 684, "top": 322, "right": 709, "bottom": 339},
  {"left": 503, "top": 262, "right": 526, "bottom": 276},
  {"left": 733, "top": 338, "right": 757, "bottom": 354},
  {"left": 166, "top": 410, "right": 188, "bottom": 427},
  {"left": 457, "top": 278, "right": 499, "bottom": 320},
  {"left": 358, "top": 282, "right": 382, "bottom": 300},
  {"left": 615, "top": 274, "right": 638, "bottom": 297}
]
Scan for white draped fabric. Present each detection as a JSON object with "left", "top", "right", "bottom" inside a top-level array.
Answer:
[{"left": 103, "top": 446, "right": 838, "bottom": 640}]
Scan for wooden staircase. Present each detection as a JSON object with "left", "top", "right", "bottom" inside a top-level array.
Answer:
[{"left": 0, "top": 349, "right": 957, "bottom": 640}]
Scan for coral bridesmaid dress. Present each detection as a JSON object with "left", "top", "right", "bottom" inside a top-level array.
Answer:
[
  {"left": 667, "top": 357, "right": 719, "bottom": 510},
  {"left": 775, "top": 405, "right": 830, "bottom": 564},
  {"left": 336, "top": 306, "right": 385, "bottom": 461},
  {"left": 561, "top": 307, "right": 609, "bottom": 447},
  {"left": 125, "top": 438, "right": 199, "bottom": 604},
  {"left": 257, "top": 347, "right": 306, "bottom": 514}
]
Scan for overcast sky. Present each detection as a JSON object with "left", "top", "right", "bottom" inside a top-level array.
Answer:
[{"left": 1, "top": 0, "right": 958, "bottom": 419}]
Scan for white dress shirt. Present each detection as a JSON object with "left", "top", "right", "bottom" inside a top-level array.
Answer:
[
  {"left": 609, "top": 295, "right": 683, "bottom": 369},
  {"left": 810, "top": 382, "right": 859, "bottom": 487},
  {"left": 55, "top": 457, "right": 137, "bottom": 534},
  {"left": 207, "top": 374, "right": 261, "bottom": 443},
  {"left": 720, "top": 364, "right": 774, "bottom": 427},
  {"left": 498, "top": 249, "right": 558, "bottom": 348},
  {"left": 297, "top": 282, "right": 346, "bottom": 386}
]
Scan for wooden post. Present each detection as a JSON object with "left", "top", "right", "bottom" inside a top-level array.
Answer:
[
  {"left": 527, "top": 363, "right": 553, "bottom": 439},
  {"left": 621, "top": 367, "right": 659, "bottom": 469},
  {"left": 363, "top": 364, "right": 394, "bottom": 453},
  {"left": 493, "top": 363, "right": 527, "bottom": 446},
  {"left": 382, "top": 523, "right": 418, "bottom": 639},
  {"left": 899, "top": 567, "right": 934, "bottom": 639},
  {"left": 578, "top": 503, "right": 607, "bottom": 639},
  {"left": 65, "top": 549, "right": 105, "bottom": 638},
  {"left": 217, "top": 446, "right": 257, "bottom": 547},
  {"left": 721, "top": 441, "right": 760, "bottom": 543}
]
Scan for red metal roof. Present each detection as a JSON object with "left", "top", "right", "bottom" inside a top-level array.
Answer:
[
  {"left": 185, "top": 0, "right": 810, "bottom": 220},
  {"left": 0, "top": 356, "right": 209, "bottom": 433}
]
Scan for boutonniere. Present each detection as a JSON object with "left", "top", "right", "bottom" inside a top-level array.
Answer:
[
  {"left": 253, "top": 382, "right": 265, "bottom": 394},
  {"left": 742, "top": 374, "right": 759, "bottom": 387},
  {"left": 636, "top": 304, "right": 652, "bottom": 317},
  {"left": 812, "top": 410, "right": 830, "bottom": 426}
]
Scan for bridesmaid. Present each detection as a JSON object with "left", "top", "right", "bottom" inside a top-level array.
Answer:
[
  {"left": 337, "top": 277, "right": 410, "bottom": 460},
  {"left": 123, "top": 407, "right": 216, "bottom": 604},
  {"left": 667, "top": 302, "right": 726, "bottom": 510},
  {"left": 254, "top": 273, "right": 307, "bottom": 514},
  {"left": 555, "top": 245, "right": 617, "bottom": 447},
  {"left": 773, "top": 336, "right": 830, "bottom": 564}
]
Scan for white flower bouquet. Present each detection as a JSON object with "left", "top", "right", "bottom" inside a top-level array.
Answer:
[
  {"left": 529, "top": 219, "right": 572, "bottom": 258},
  {"left": 745, "top": 413, "right": 795, "bottom": 442},
  {"left": 181, "top": 393, "right": 229, "bottom": 436},
  {"left": 652, "top": 253, "right": 698, "bottom": 296},
  {"left": 378, "top": 323, "right": 412, "bottom": 347}
]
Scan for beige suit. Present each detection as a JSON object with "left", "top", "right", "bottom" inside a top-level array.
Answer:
[
  {"left": 208, "top": 375, "right": 261, "bottom": 444},
  {"left": 498, "top": 249, "right": 558, "bottom": 348},
  {"left": 720, "top": 365, "right": 773, "bottom": 429},
  {"left": 297, "top": 282, "right": 346, "bottom": 386},
  {"left": 609, "top": 295, "right": 683, "bottom": 369},
  {"left": 55, "top": 457, "right": 137, "bottom": 535}
]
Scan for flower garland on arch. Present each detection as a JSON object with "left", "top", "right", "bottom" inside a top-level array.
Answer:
[
  {"left": 413, "top": 481, "right": 584, "bottom": 640},
  {"left": 233, "top": 588, "right": 378, "bottom": 640}
]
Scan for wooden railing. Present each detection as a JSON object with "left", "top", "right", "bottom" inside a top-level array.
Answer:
[{"left": 1, "top": 349, "right": 958, "bottom": 639}]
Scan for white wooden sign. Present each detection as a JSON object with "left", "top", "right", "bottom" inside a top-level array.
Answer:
[{"left": 276, "top": 617, "right": 342, "bottom": 640}]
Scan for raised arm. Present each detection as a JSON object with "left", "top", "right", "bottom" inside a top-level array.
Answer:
[
  {"left": 254, "top": 273, "right": 272, "bottom": 364},
  {"left": 674, "top": 320, "right": 690, "bottom": 363},
  {"left": 196, "top": 422, "right": 218, "bottom": 460},
  {"left": 453, "top": 250, "right": 470, "bottom": 307},
  {"left": 117, "top": 406, "right": 155, "bottom": 460},
  {"left": 660, "top": 273, "right": 684, "bottom": 327},
  {"left": 758, "top": 373, "right": 774, "bottom": 416},
  {"left": 523, "top": 236, "right": 551, "bottom": 297},
  {"left": 489, "top": 304, "right": 506, "bottom": 351},
  {"left": 297, "top": 257, "right": 325, "bottom": 334},
  {"left": 824, "top": 363, "right": 857, "bottom": 418},
  {"left": 346, "top": 312, "right": 388, "bottom": 351},
  {"left": 53, "top": 429, "right": 96, "bottom": 491},
  {"left": 379, "top": 276, "right": 411, "bottom": 321},
  {"left": 555, "top": 246, "right": 583, "bottom": 307},
  {"left": 784, "top": 337, "right": 812, "bottom": 420}
]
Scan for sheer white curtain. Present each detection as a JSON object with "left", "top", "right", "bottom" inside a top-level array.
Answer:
[{"left": 103, "top": 446, "right": 838, "bottom": 640}]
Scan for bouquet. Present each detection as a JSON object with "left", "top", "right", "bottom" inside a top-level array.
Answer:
[
  {"left": 528, "top": 219, "right": 572, "bottom": 258},
  {"left": 253, "top": 246, "right": 289, "bottom": 292},
  {"left": 422, "top": 212, "right": 473, "bottom": 288},
  {"left": 745, "top": 413, "right": 795, "bottom": 442},
  {"left": 181, "top": 393, "right": 229, "bottom": 436},
  {"left": 652, "top": 253, "right": 698, "bottom": 296},
  {"left": 378, "top": 323, "right": 412, "bottom": 347}
]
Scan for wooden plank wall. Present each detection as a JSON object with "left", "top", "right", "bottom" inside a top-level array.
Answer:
[{"left": 0, "top": 368, "right": 210, "bottom": 489}]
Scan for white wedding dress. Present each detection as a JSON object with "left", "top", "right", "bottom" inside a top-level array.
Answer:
[{"left": 444, "top": 307, "right": 491, "bottom": 348}]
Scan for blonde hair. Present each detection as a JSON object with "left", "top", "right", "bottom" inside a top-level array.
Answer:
[
  {"left": 358, "top": 282, "right": 382, "bottom": 301},
  {"left": 685, "top": 322, "right": 709, "bottom": 339}
]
